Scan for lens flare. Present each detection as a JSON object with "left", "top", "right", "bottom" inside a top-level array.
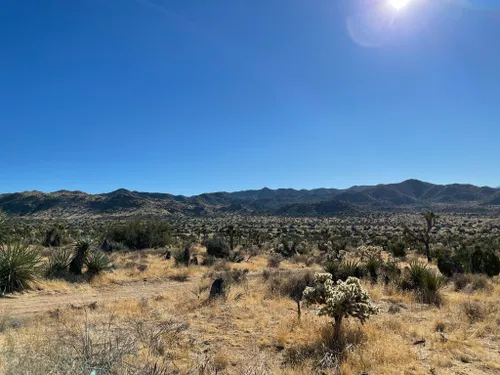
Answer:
[{"left": 389, "top": 0, "right": 412, "bottom": 10}]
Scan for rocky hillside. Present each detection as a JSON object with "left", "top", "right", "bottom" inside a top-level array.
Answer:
[{"left": 1, "top": 179, "right": 499, "bottom": 218}]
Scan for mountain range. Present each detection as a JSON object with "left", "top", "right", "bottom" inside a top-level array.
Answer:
[{"left": 1, "top": 179, "right": 499, "bottom": 218}]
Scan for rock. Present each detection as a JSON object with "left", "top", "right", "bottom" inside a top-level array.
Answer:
[
  {"left": 209, "top": 278, "right": 225, "bottom": 299},
  {"left": 100, "top": 238, "right": 112, "bottom": 252},
  {"left": 413, "top": 339, "right": 426, "bottom": 345}
]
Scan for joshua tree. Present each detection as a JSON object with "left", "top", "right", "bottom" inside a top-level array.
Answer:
[
  {"left": 224, "top": 224, "right": 240, "bottom": 250},
  {"left": 405, "top": 211, "right": 438, "bottom": 262},
  {"left": 303, "top": 273, "right": 377, "bottom": 344}
]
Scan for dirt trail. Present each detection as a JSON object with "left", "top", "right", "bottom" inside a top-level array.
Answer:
[{"left": 0, "top": 278, "right": 200, "bottom": 317}]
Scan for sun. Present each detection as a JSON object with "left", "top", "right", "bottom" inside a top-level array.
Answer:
[{"left": 389, "top": 0, "right": 412, "bottom": 10}]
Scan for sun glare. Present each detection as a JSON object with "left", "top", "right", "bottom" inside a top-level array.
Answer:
[{"left": 389, "top": 0, "right": 411, "bottom": 10}]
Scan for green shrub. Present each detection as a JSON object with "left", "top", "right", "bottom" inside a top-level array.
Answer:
[
  {"left": 106, "top": 221, "right": 172, "bottom": 250},
  {"left": 437, "top": 254, "right": 454, "bottom": 277},
  {"left": 85, "top": 250, "right": 113, "bottom": 275},
  {"left": 471, "top": 248, "right": 500, "bottom": 277},
  {"left": 205, "top": 237, "right": 231, "bottom": 259},
  {"left": 388, "top": 240, "right": 406, "bottom": 258},
  {"left": 324, "top": 260, "right": 360, "bottom": 281},
  {"left": 45, "top": 247, "right": 74, "bottom": 277},
  {"left": 0, "top": 243, "right": 41, "bottom": 294}
]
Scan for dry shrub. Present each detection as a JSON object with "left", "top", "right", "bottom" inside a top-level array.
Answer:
[
  {"left": 461, "top": 301, "right": 485, "bottom": 324},
  {"left": 1, "top": 312, "right": 189, "bottom": 375},
  {"left": 267, "top": 253, "right": 282, "bottom": 268},
  {"left": 453, "top": 273, "right": 491, "bottom": 292}
]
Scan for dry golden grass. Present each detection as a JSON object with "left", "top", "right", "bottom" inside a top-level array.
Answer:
[{"left": 1, "top": 253, "right": 498, "bottom": 375}]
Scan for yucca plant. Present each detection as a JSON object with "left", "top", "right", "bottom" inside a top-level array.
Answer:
[
  {"left": 421, "top": 270, "right": 446, "bottom": 306},
  {"left": 45, "top": 247, "right": 74, "bottom": 277},
  {"left": 85, "top": 250, "right": 113, "bottom": 275},
  {"left": 70, "top": 240, "right": 90, "bottom": 275},
  {"left": 0, "top": 242, "right": 41, "bottom": 294},
  {"left": 401, "top": 261, "right": 446, "bottom": 306}
]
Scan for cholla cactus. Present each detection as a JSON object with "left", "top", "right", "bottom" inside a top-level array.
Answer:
[
  {"left": 303, "top": 273, "right": 378, "bottom": 343},
  {"left": 356, "top": 245, "right": 383, "bottom": 261}
]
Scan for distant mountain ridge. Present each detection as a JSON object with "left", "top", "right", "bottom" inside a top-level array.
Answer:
[{"left": 1, "top": 179, "right": 499, "bottom": 218}]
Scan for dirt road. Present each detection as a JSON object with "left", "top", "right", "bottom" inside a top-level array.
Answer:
[{"left": 0, "top": 278, "right": 199, "bottom": 318}]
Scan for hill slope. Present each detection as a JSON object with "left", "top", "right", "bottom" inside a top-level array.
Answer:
[{"left": 0, "top": 179, "right": 499, "bottom": 218}]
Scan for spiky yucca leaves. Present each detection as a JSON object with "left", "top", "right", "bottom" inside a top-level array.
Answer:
[
  {"left": 69, "top": 240, "right": 90, "bottom": 275},
  {"left": 45, "top": 247, "right": 74, "bottom": 277},
  {"left": 401, "top": 261, "right": 446, "bottom": 306},
  {"left": 85, "top": 250, "right": 113, "bottom": 275},
  {"left": 303, "top": 273, "right": 378, "bottom": 343},
  {"left": 0, "top": 242, "right": 41, "bottom": 294}
]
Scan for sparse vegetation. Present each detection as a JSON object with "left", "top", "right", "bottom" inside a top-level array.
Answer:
[{"left": 0, "top": 210, "right": 498, "bottom": 374}]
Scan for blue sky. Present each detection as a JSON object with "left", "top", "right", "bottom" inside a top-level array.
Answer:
[{"left": 1, "top": 0, "right": 499, "bottom": 195}]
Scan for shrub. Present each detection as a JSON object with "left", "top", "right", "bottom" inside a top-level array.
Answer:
[
  {"left": 471, "top": 248, "right": 500, "bottom": 277},
  {"left": 201, "top": 255, "right": 217, "bottom": 266},
  {"left": 173, "top": 249, "right": 187, "bottom": 266},
  {"left": 267, "top": 253, "right": 282, "bottom": 268},
  {"left": 45, "top": 247, "right": 74, "bottom": 277},
  {"left": 461, "top": 301, "right": 485, "bottom": 324},
  {"left": 0, "top": 242, "right": 41, "bottom": 294},
  {"left": 106, "top": 220, "right": 172, "bottom": 250},
  {"left": 279, "top": 272, "right": 315, "bottom": 320},
  {"left": 205, "top": 237, "right": 231, "bottom": 259},
  {"left": 437, "top": 254, "right": 454, "bottom": 277},
  {"left": 85, "top": 250, "right": 113, "bottom": 275},
  {"left": 324, "top": 260, "right": 361, "bottom": 282},
  {"left": 453, "top": 273, "right": 491, "bottom": 292},
  {"left": 388, "top": 240, "right": 406, "bottom": 258},
  {"left": 380, "top": 261, "right": 401, "bottom": 283},
  {"left": 303, "top": 274, "right": 377, "bottom": 343}
]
